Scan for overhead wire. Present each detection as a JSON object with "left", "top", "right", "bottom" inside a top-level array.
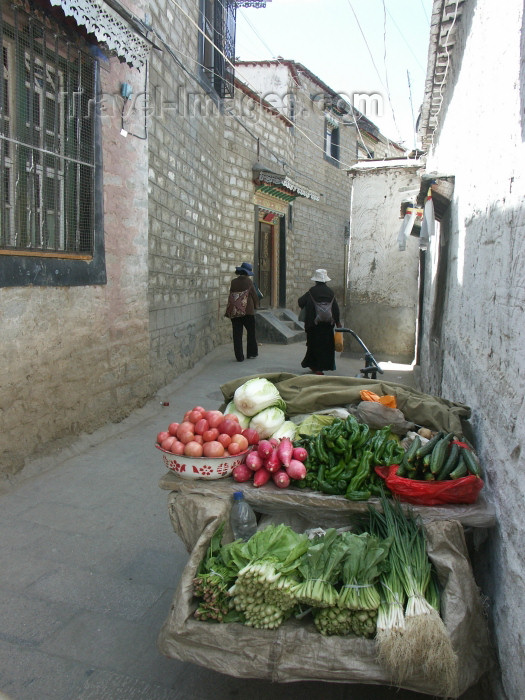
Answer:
[
  {"left": 381, "top": 0, "right": 403, "bottom": 144},
  {"left": 165, "top": 0, "right": 366, "bottom": 171}
]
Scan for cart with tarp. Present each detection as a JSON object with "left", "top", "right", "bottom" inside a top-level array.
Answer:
[{"left": 156, "top": 374, "right": 495, "bottom": 697}]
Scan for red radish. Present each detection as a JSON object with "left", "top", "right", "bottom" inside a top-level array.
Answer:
[
  {"left": 276, "top": 438, "right": 293, "bottom": 467},
  {"left": 241, "top": 428, "right": 260, "bottom": 445},
  {"left": 157, "top": 430, "right": 170, "bottom": 444},
  {"left": 245, "top": 451, "right": 264, "bottom": 471},
  {"left": 264, "top": 449, "right": 281, "bottom": 473},
  {"left": 269, "top": 438, "right": 279, "bottom": 447},
  {"left": 232, "top": 464, "right": 252, "bottom": 482},
  {"left": 286, "top": 459, "right": 307, "bottom": 480},
  {"left": 292, "top": 446, "right": 308, "bottom": 462},
  {"left": 167, "top": 423, "right": 179, "bottom": 436},
  {"left": 272, "top": 469, "right": 291, "bottom": 489},
  {"left": 257, "top": 440, "right": 273, "bottom": 459},
  {"left": 253, "top": 467, "right": 271, "bottom": 487}
]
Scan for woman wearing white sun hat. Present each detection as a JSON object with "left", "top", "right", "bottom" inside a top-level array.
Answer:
[{"left": 298, "top": 269, "right": 341, "bottom": 375}]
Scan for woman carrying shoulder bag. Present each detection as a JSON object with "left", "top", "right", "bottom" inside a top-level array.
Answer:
[
  {"left": 298, "top": 268, "right": 341, "bottom": 375},
  {"left": 225, "top": 262, "right": 260, "bottom": 362}
]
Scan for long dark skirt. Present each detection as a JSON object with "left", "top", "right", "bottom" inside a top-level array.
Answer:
[{"left": 301, "top": 323, "right": 336, "bottom": 372}]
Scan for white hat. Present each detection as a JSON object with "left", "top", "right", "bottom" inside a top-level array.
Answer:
[{"left": 311, "top": 269, "right": 331, "bottom": 282}]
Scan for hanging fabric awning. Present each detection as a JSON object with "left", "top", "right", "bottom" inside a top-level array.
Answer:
[{"left": 49, "top": 0, "right": 152, "bottom": 67}]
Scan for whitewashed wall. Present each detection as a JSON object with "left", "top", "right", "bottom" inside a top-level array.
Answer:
[
  {"left": 419, "top": 1, "right": 525, "bottom": 697},
  {"left": 347, "top": 164, "right": 422, "bottom": 362}
]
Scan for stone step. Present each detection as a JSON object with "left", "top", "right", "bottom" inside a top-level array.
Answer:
[{"left": 255, "top": 308, "right": 306, "bottom": 345}]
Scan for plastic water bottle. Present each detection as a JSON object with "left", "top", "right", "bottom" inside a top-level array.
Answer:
[{"left": 230, "top": 491, "right": 257, "bottom": 541}]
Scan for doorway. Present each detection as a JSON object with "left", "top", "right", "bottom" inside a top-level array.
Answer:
[{"left": 258, "top": 220, "right": 275, "bottom": 308}]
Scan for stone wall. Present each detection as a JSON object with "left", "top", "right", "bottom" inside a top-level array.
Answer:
[
  {"left": 418, "top": 0, "right": 525, "bottom": 696},
  {"left": 146, "top": 0, "right": 293, "bottom": 389},
  {"left": 347, "top": 164, "right": 422, "bottom": 362},
  {"left": 0, "top": 21, "right": 151, "bottom": 483}
]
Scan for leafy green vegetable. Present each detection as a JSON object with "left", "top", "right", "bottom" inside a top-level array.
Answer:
[
  {"left": 249, "top": 406, "right": 286, "bottom": 439},
  {"left": 233, "top": 377, "right": 286, "bottom": 417},
  {"left": 291, "top": 529, "right": 347, "bottom": 608},
  {"left": 338, "top": 532, "right": 391, "bottom": 611}
]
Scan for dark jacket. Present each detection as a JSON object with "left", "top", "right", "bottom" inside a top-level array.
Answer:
[
  {"left": 229, "top": 275, "right": 259, "bottom": 315},
  {"left": 298, "top": 282, "right": 340, "bottom": 330}
]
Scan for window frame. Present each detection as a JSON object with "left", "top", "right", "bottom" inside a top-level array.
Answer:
[
  {"left": 323, "top": 115, "right": 340, "bottom": 166},
  {"left": 198, "top": 0, "right": 236, "bottom": 100},
  {"left": 0, "top": 5, "right": 105, "bottom": 287}
]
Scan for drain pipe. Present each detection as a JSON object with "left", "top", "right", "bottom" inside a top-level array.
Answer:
[{"left": 344, "top": 174, "right": 354, "bottom": 308}]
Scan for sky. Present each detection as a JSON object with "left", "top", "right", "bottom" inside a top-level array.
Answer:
[{"left": 235, "top": 0, "right": 434, "bottom": 152}]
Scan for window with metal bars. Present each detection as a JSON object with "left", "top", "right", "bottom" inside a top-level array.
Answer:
[
  {"left": 0, "top": 2, "right": 97, "bottom": 260},
  {"left": 200, "top": 0, "right": 236, "bottom": 99}
]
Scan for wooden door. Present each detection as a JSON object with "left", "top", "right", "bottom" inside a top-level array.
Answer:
[{"left": 258, "top": 221, "right": 274, "bottom": 307}]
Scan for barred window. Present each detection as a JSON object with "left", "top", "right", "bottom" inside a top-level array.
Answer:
[
  {"left": 200, "top": 0, "right": 236, "bottom": 99},
  {"left": 0, "top": 2, "right": 96, "bottom": 257}
]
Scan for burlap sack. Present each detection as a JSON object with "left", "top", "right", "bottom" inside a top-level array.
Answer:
[{"left": 157, "top": 515, "right": 492, "bottom": 696}]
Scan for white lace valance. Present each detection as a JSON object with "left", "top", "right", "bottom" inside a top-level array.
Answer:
[{"left": 50, "top": 0, "right": 151, "bottom": 68}]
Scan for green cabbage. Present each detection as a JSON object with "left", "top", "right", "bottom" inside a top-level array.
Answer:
[
  {"left": 233, "top": 377, "right": 286, "bottom": 417},
  {"left": 249, "top": 406, "right": 286, "bottom": 439}
]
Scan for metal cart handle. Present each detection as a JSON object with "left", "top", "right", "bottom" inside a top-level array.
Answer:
[{"left": 336, "top": 328, "right": 384, "bottom": 379}]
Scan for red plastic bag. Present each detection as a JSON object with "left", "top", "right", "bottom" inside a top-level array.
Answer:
[{"left": 375, "top": 465, "right": 484, "bottom": 506}]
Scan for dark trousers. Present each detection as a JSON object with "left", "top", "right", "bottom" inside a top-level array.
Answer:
[{"left": 231, "top": 315, "right": 258, "bottom": 361}]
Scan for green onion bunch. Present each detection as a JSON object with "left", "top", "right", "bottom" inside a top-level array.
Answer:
[{"left": 367, "top": 496, "right": 458, "bottom": 696}]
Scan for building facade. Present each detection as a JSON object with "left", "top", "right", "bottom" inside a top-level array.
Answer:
[
  {"left": 1, "top": 0, "right": 404, "bottom": 483},
  {"left": 417, "top": 0, "right": 525, "bottom": 697}
]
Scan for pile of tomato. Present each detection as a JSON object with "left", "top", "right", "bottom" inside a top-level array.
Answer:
[{"left": 156, "top": 405, "right": 260, "bottom": 459}]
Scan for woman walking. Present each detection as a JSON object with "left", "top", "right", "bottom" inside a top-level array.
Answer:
[
  {"left": 226, "top": 262, "right": 260, "bottom": 362},
  {"left": 298, "top": 269, "right": 341, "bottom": 375}
]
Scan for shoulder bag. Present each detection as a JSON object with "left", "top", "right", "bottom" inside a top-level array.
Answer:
[{"left": 224, "top": 288, "right": 249, "bottom": 318}]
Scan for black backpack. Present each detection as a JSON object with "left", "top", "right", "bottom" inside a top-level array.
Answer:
[{"left": 309, "top": 292, "right": 334, "bottom": 325}]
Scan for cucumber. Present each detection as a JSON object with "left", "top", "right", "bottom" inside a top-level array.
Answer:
[
  {"left": 436, "top": 443, "right": 460, "bottom": 481},
  {"left": 449, "top": 457, "right": 468, "bottom": 479},
  {"left": 429, "top": 432, "right": 454, "bottom": 475},
  {"left": 415, "top": 431, "right": 444, "bottom": 458},
  {"left": 406, "top": 436, "right": 422, "bottom": 464},
  {"left": 462, "top": 447, "right": 482, "bottom": 476}
]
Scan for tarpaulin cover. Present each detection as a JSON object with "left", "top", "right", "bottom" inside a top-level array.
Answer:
[
  {"left": 157, "top": 514, "right": 492, "bottom": 696},
  {"left": 219, "top": 373, "right": 472, "bottom": 437}
]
